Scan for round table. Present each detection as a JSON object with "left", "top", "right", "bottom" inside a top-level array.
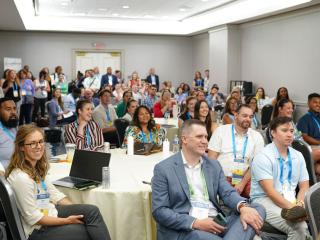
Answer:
[{"left": 48, "top": 149, "right": 173, "bottom": 240}]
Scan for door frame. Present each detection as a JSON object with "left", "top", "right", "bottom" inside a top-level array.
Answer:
[{"left": 71, "top": 48, "right": 125, "bottom": 79}]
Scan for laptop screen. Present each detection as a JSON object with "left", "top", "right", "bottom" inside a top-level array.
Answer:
[{"left": 69, "top": 149, "right": 111, "bottom": 182}]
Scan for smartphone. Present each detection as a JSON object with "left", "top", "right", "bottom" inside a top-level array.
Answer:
[{"left": 213, "top": 213, "right": 227, "bottom": 226}]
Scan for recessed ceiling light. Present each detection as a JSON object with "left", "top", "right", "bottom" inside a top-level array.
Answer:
[
  {"left": 61, "top": 2, "right": 69, "bottom": 6},
  {"left": 112, "top": 13, "right": 119, "bottom": 17},
  {"left": 98, "top": 8, "right": 107, "bottom": 11},
  {"left": 201, "top": 0, "right": 208, "bottom": 2},
  {"left": 144, "top": 15, "right": 154, "bottom": 18},
  {"left": 162, "top": 16, "right": 169, "bottom": 19},
  {"left": 122, "top": 5, "right": 130, "bottom": 9},
  {"left": 179, "top": 8, "right": 186, "bottom": 12}
]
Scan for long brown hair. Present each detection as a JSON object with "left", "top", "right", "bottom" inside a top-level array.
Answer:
[
  {"left": 5, "top": 125, "right": 49, "bottom": 182},
  {"left": 194, "top": 100, "right": 212, "bottom": 139},
  {"left": 53, "top": 88, "right": 64, "bottom": 110}
]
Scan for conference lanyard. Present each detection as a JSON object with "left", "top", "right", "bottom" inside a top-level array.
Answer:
[
  {"left": 187, "top": 168, "right": 209, "bottom": 201},
  {"left": 76, "top": 121, "right": 91, "bottom": 146},
  {"left": 36, "top": 179, "right": 48, "bottom": 194},
  {"left": 106, "top": 109, "right": 111, "bottom": 122},
  {"left": 231, "top": 124, "right": 248, "bottom": 161},
  {"left": 13, "top": 82, "right": 18, "bottom": 91},
  {"left": 186, "top": 112, "right": 192, "bottom": 120},
  {"left": 141, "top": 130, "right": 153, "bottom": 143},
  {"left": 252, "top": 115, "right": 257, "bottom": 128},
  {"left": 275, "top": 146, "right": 292, "bottom": 186},
  {"left": 0, "top": 122, "right": 15, "bottom": 140},
  {"left": 307, "top": 112, "right": 320, "bottom": 133}
]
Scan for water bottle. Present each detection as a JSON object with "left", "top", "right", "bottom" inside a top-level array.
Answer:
[
  {"left": 102, "top": 166, "right": 110, "bottom": 189},
  {"left": 216, "top": 110, "right": 221, "bottom": 124},
  {"left": 172, "top": 135, "right": 180, "bottom": 153}
]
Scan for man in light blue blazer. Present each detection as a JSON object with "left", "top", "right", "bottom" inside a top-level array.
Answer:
[{"left": 152, "top": 119, "right": 266, "bottom": 240}]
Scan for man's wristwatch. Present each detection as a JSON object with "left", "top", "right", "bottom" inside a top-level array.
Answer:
[{"left": 238, "top": 202, "right": 249, "bottom": 212}]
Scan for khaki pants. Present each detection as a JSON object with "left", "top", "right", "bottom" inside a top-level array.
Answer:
[{"left": 253, "top": 197, "right": 309, "bottom": 240}]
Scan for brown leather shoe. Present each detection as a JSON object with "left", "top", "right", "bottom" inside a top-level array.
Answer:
[{"left": 281, "top": 206, "right": 307, "bottom": 222}]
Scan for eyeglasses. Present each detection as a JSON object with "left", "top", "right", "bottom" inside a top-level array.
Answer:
[{"left": 24, "top": 139, "right": 45, "bottom": 149}]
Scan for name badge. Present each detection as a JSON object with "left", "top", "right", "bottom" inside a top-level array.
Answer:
[
  {"left": 189, "top": 201, "right": 209, "bottom": 219},
  {"left": 13, "top": 90, "right": 18, "bottom": 97},
  {"left": 36, "top": 193, "right": 50, "bottom": 216},
  {"left": 232, "top": 158, "right": 246, "bottom": 185},
  {"left": 21, "top": 89, "right": 26, "bottom": 96}
]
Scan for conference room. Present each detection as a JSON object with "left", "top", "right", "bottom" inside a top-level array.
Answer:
[{"left": 1, "top": 0, "right": 320, "bottom": 239}]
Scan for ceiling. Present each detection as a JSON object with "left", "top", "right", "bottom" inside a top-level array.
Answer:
[{"left": 1, "top": 0, "right": 320, "bottom": 35}]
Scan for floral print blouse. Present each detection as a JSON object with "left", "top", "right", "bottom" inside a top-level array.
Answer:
[{"left": 122, "top": 124, "right": 166, "bottom": 148}]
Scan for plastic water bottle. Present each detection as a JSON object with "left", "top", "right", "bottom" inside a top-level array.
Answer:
[
  {"left": 216, "top": 110, "right": 221, "bottom": 124},
  {"left": 172, "top": 135, "right": 180, "bottom": 153},
  {"left": 102, "top": 166, "right": 110, "bottom": 189}
]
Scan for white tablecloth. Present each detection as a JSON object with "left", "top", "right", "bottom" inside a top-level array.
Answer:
[{"left": 48, "top": 149, "right": 172, "bottom": 240}]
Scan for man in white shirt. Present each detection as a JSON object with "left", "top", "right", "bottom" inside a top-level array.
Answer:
[
  {"left": 208, "top": 104, "right": 264, "bottom": 197},
  {"left": 83, "top": 69, "right": 100, "bottom": 94},
  {"left": 152, "top": 119, "right": 265, "bottom": 240}
]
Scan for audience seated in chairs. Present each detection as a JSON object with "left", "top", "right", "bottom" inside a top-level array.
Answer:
[
  {"left": 65, "top": 99, "right": 104, "bottom": 151},
  {"left": 297, "top": 93, "right": 320, "bottom": 177},
  {"left": 251, "top": 116, "right": 310, "bottom": 240},
  {"left": 208, "top": 104, "right": 264, "bottom": 198},
  {"left": 47, "top": 88, "right": 75, "bottom": 127},
  {"left": 123, "top": 105, "right": 165, "bottom": 148},
  {"left": 5, "top": 125, "right": 111, "bottom": 240},
  {"left": 178, "top": 96, "right": 197, "bottom": 128},
  {"left": 152, "top": 119, "right": 265, "bottom": 240},
  {"left": 222, "top": 97, "right": 238, "bottom": 125},
  {"left": 194, "top": 100, "right": 217, "bottom": 140},
  {"left": 122, "top": 99, "right": 138, "bottom": 122}
]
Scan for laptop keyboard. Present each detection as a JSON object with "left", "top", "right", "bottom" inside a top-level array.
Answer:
[{"left": 59, "top": 176, "right": 89, "bottom": 184}]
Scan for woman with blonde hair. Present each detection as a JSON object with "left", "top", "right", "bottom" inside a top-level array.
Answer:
[{"left": 5, "top": 125, "right": 110, "bottom": 240}]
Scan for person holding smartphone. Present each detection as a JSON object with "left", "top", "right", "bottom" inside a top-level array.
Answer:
[{"left": 5, "top": 124, "right": 111, "bottom": 240}]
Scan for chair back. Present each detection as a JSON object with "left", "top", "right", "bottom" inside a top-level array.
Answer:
[
  {"left": 305, "top": 182, "right": 320, "bottom": 239},
  {"left": 114, "top": 119, "right": 130, "bottom": 146},
  {"left": 292, "top": 140, "right": 317, "bottom": 186},
  {"left": 0, "top": 177, "right": 27, "bottom": 240},
  {"left": 261, "top": 104, "right": 274, "bottom": 129},
  {"left": 44, "top": 127, "right": 62, "bottom": 144},
  {"left": 265, "top": 127, "right": 272, "bottom": 144}
]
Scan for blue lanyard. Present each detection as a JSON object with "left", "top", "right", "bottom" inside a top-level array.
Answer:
[
  {"left": 141, "top": 130, "right": 153, "bottom": 143},
  {"left": 13, "top": 82, "right": 18, "bottom": 91},
  {"left": 253, "top": 115, "right": 258, "bottom": 128},
  {"left": 106, "top": 109, "right": 111, "bottom": 122},
  {"left": 76, "top": 121, "right": 91, "bottom": 146},
  {"left": 231, "top": 124, "right": 248, "bottom": 160},
  {"left": 186, "top": 112, "right": 192, "bottom": 120},
  {"left": 36, "top": 180, "right": 48, "bottom": 193},
  {"left": 275, "top": 146, "right": 292, "bottom": 186},
  {"left": 0, "top": 122, "right": 15, "bottom": 140},
  {"left": 307, "top": 112, "right": 320, "bottom": 133}
]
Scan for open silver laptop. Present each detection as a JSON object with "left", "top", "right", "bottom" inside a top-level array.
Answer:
[{"left": 53, "top": 149, "right": 111, "bottom": 190}]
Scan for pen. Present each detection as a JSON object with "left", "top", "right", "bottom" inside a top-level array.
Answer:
[{"left": 142, "top": 181, "right": 151, "bottom": 185}]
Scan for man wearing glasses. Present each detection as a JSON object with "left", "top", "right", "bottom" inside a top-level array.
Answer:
[{"left": 0, "top": 97, "right": 19, "bottom": 168}]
